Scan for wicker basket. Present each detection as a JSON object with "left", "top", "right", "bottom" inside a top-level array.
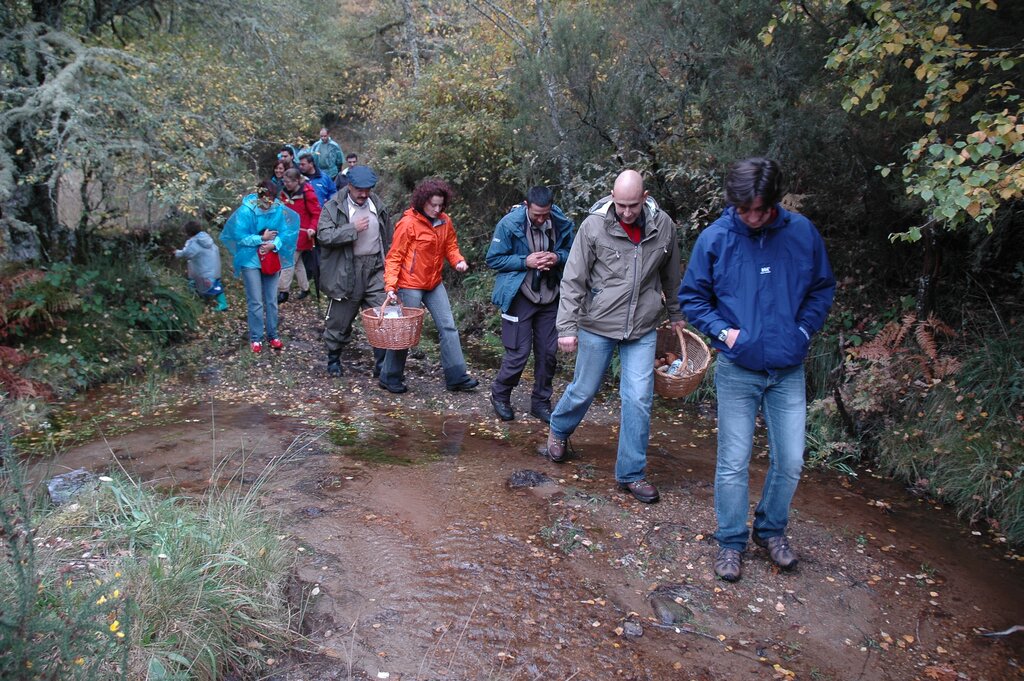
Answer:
[
  {"left": 360, "top": 300, "right": 425, "bottom": 350},
  {"left": 653, "top": 325, "right": 711, "bottom": 399}
]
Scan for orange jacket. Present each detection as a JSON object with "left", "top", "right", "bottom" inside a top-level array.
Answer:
[{"left": 384, "top": 208, "right": 466, "bottom": 292}]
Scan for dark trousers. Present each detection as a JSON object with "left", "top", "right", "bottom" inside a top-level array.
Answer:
[
  {"left": 324, "top": 254, "right": 386, "bottom": 373},
  {"left": 491, "top": 294, "right": 558, "bottom": 410}
]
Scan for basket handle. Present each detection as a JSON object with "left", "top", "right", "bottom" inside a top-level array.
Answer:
[
  {"left": 674, "top": 325, "right": 689, "bottom": 368},
  {"left": 368, "top": 296, "right": 402, "bottom": 329}
]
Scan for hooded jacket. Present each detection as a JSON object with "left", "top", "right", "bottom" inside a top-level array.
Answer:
[
  {"left": 485, "top": 204, "right": 574, "bottom": 313},
  {"left": 174, "top": 230, "right": 221, "bottom": 287},
  {"left": 310, "top": 138, "right": 344, "bottom": 178},
  {"left": 678, "top": 205, "right": 835, "bottom": 371},
  {"left": 384, "top": 208, "right": 465, "bottom": 293},
  {"left": 220, "top": 195, "right": 300, "bottom": 275},
  {"left": 557, "top": 195, "right": 683, "bottom": 340},
  {"left": 316, "top": 187, "right": 393, "bottom": 300}
]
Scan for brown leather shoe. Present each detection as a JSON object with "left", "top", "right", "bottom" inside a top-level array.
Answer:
[
  {"left": 546, "top": 430, "right": 568, "bottom": 463},
  {"left": 753, "top": 534, "right": 798, "bottom": 570},
  {"left": 617, "top": 479, "right": 660, "bottom": 503},
  {"left": 714, "top": 547, "right": 742, "bottom": 582}
]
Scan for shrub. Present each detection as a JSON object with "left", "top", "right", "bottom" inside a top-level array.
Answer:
[{"left": 0, "top": 431, "right": 300, "bottom": 680}]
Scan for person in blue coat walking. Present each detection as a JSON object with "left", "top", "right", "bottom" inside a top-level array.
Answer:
[
  {"left": 221, "top": 180, "right": 300, "bottom": 353},
  {"left": 679, "top": 158, "right": 835, "bottom": 582},
  {"left": 485, "top": 187, "right": 574, "bottom": 423}
]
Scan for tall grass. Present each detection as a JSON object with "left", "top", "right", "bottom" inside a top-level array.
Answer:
[
  {"left": 0, "top": 428, "right": 305, "bottom": 680},
  {"left": 870, "top": 330, "right": 1024, "bottom": 545}
]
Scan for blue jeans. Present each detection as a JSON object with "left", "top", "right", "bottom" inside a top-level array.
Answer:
[
  {"left": 381, "top": 284, "right": 470, "bottom": 388},
  {"left": 240, "top": 267, "right": 280, "bottom": 342},
  {"left": 714, "top": 356, "right": 806, "bottom": 551},
  {"left": 549, "top": 328, "right": 656, "bottom": 483}
]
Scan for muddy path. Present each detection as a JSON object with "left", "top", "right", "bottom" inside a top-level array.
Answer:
[{"left": 32, "top": 296, "right": 1024, "bottom": 680}]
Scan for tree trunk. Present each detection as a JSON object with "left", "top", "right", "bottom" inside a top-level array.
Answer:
[
  {"left": 915, "top": 225, "right": 941, "bottom": 318},
  {"left": 401, "top": 0, "right": 420, "bottom": 85},
  {"left": 533, "top": 0, "right": 570, "bottom": 190}
]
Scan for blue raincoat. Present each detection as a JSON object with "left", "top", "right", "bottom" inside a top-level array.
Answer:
[{"left": 220, "top": 195, "right": 300, "bottom": 276}]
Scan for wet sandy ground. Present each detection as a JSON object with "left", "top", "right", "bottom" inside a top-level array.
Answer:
[{"left": 35, "top": 297, "right": 1024, "bottom": 680}]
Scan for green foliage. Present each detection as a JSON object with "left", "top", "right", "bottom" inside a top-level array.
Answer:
[
  {"left": 0, "top": 0, "right": 350, "bottom": 257},
  {"left": 98, "top": 471, "right": 295, "bottom": 679},
  {"left": 0, "top": 437, "right": 130, "bottom": 680},
  {"left": 371, "top": 47, "right": 521, "bottom": 214},
  {"left": 10, "top": 252, "right": 200, "bottom": 395},
  {"left": 773, "top": 0, "right": 1024, "bottom": 239},
  {"left": 834, "top": 316, "right": 1024, "bottom": 543},
  {"left": 1, "top": 431, "right": 300, "bottom": 681}
]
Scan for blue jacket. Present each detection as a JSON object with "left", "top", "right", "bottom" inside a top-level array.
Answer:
[
  {"left": 220, "top": 195, "right": 300, "bottom": 275},
  {"left": 304, "top": 169, "right": 337, "bottom": 206},
  {"left": 679, "top": 205, "right": 835, "bottom": 371},
  {"left": 485, "top": 204, "right": 574, "bottom": 312}
]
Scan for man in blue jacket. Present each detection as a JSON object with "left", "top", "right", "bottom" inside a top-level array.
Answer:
[
  {"left": 298, "top": 153, "right": 337, "bottom": 206},
  {"left": 485, "top": 186, "right": 574, "bottom": 423},
  {"left": 679, "top": 158, "right": 835, "bottom": 582}
]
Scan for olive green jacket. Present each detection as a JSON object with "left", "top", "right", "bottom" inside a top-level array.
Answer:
[
  {"left": 556, "top": 195, "right": 683, "bottom": 340},
  {"left": 316, "top": 188, "right": 392, "bottom": 300}
]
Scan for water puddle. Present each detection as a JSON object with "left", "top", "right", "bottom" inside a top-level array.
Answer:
[{"left": 42, "top": 399, "right": 1024, "bottom": 679}]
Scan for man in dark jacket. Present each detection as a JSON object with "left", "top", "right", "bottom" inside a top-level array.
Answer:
[
  {"left": 679, "top": 157, "right": 835, "bottom": 582},
  {"left": 546, "top": 170, "right": 686, "bottom": 504},
  {"left": 316, "top": 165, "right": 391, "bottom": 377},
  {"left": 299, "top": 153, "right": 337, "bottom": 206},
  {"left": 485, "top": 186, "right": 574, "bottom": 423}
]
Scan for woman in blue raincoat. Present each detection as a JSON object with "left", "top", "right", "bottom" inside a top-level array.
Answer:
[{"left": 221, "top": 180, "right": 300, "bottom": 353}]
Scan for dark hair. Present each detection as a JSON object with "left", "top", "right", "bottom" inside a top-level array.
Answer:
[
  {"left": 298, "top": 152, "right": 315, "bottom": 165},
  {"left": 724, "top": 157, "right": 783, "bottom": 207},
  {"left": 526, "top": 186, "right": 554, "bottom": 208},
  {"left": 183, "top": 220, "right": 202, "bottom": 237},
  {"left": 410, "top": 178, "right": 453, "bottom": 213},
  {"left": 256, "top": 179, "right": 279, "bottom": 199},
  {"left": 279, "top": 146, "right": 294, "bottom": 157},
  {"left": 283, "top": 168, "right": 303, "bottom": 183},
  {"left": 346, "top": 153, "right": 358, "bottom": 161}
]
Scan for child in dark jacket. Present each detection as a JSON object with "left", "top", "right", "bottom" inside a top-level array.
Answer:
[{"left": 174, "top": 220, "right": 228, "bottom": 311}]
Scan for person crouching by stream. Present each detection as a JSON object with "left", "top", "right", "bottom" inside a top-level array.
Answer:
[
  {"left": 220, "top": 180, "right": 300, "bottom": 353},
  {"left": 174, "top": 220, "right": 227, "bottom": 311},
  {"left": 379, "top": 178, "right": 479, "bottom": 394}
]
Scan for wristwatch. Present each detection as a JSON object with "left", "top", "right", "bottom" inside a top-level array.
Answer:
[{"left": 717, "top": 328, "right": 730, "bottom": 342}]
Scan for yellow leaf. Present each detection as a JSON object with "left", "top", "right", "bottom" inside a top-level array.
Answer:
[{"left": 933, "top": 25, "right": 949, "bottom": 42}]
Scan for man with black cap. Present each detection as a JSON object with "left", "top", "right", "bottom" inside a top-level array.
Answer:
[{"left": 316, "top": 165, "right": 392, "bottom": 377}]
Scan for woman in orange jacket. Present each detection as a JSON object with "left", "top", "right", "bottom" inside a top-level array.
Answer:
[{"left": 379, "top": 178, "right": 479, "bottom": 394}]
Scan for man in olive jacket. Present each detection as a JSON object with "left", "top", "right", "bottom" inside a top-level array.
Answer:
[
  {"left": 546, "top": 170, "right": 686, "bottom": 504},
  {"left": 316, "top": 165, "right": 392, "bottom": 377}
]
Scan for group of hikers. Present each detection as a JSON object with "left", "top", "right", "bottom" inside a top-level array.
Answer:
[{"left": 178, "top": 141, "right": 836, "bottom": 583}]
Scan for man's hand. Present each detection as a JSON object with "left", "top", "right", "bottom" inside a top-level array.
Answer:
[
  {"left": 354, "top": 216, "right": 370, "bottom": 232},
  {"left": 385, "top": 290, "right": 398, "bottom": 303},
  {"left": 558, "top": 336, "right": 577, "bottom": 353},
  {"left": 455, "top": 261, "right": 469, "bottom": 273},
  {"left": 526, "top": 251, "right": 557, "bottom": 271},
  {"left": 258, "top": 243, "right": 274, "bottom": 255},
  {"left": 725, "top": 328, "right": 740, "bottom": 349},
  {"left": 261, "top": 230, "right": 278, "bottom": 241}
]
